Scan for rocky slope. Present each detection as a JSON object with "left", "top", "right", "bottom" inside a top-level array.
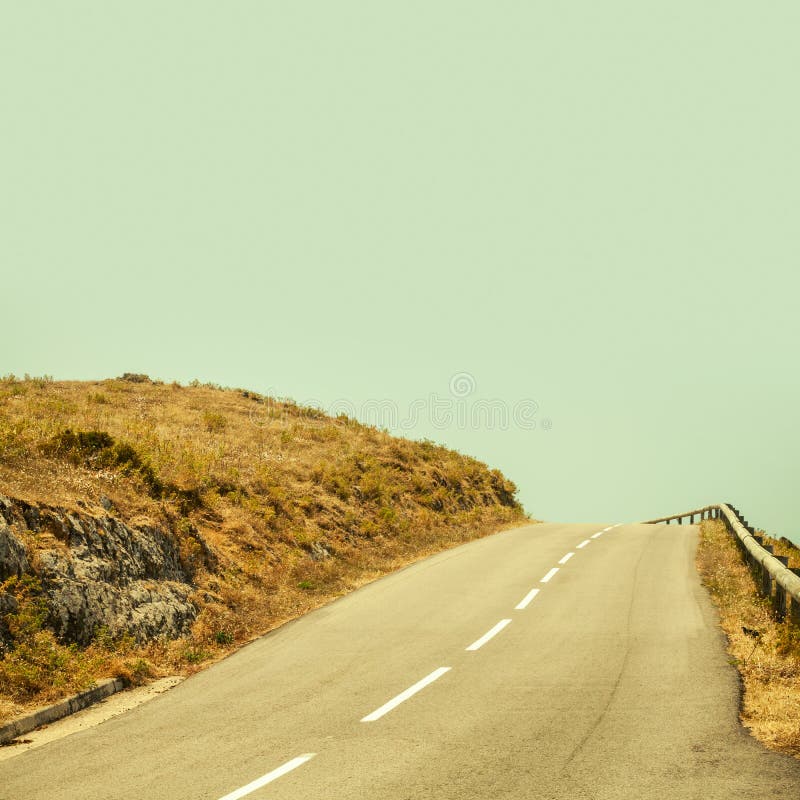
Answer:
[
  {"left": 0, "top": 496, "right": 196, "bottom": 652},
  {"left": 0, "top": 375, "right": 527, "bottom": 720}
]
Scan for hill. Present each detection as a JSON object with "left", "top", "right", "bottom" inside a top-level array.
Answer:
[{"left": 0, "top": 374, "right": 526, "bottom": 722}]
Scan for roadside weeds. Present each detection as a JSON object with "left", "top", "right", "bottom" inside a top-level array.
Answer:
[{"left": 697, "top": 518, "right": 800, "bottom": 758}]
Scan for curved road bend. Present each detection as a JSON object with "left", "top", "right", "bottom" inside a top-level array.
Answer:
[{"left": 1, "top": 522, "right": 799, "bottom": 799}]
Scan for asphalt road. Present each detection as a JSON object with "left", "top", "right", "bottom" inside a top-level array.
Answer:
[{"left": 2, "top": 521, "right": 799, "bottom": 799}]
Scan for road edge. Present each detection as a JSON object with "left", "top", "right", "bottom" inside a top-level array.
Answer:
[
  {"left": 0, "top": 678, "right": 125, "bottom": 746},
  {"left": 0, "top": 519, "right": 541, "bottom": 745}
]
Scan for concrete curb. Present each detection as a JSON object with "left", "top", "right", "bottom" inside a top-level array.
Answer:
[{"left": 0, "top": 678, "right": 125, "bottom": 746}]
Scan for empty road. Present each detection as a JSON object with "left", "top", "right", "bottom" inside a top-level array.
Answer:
[{"left": 2, "top": 521, "right": 799, "bottom": 798}]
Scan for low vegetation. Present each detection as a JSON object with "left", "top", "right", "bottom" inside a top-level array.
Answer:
[
  {"left": 0, "top": 374, "right": 527, "bottom": 723},
  {"left": 697, "top": 518, "right": 800, "bottom": 757}
]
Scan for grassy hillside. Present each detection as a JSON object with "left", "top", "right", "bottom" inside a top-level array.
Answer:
[{"left": 0, "top": 374, "right": 526, "bottom": 722}]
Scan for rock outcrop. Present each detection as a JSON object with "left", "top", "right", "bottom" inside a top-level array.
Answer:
[{"left": 0, "top": 496, "right": 198, "bottom": 648}]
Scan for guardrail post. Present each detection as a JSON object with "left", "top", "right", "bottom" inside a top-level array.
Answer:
[
  {"left": 775, "top": 584, "right": 787, "bottom": 620},
  {"left": 791, "top": 596, "right": 800, "bottom": 627},
  {"left": 773, "top": 556, "right": 790, "bottom": 620},
  {"left": 760, "top": 564, "right": 772, "bottom": 598}
]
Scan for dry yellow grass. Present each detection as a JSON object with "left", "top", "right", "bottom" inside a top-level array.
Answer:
[
  {"left": 0, "top": 374, "right": 528, "bottom": 723},
  {"left": 697, "top": 518, "right": 800, "bottom": 757}
]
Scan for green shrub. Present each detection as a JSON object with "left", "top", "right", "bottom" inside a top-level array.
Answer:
[
  {"left": 2, "top": 575, "right": 49, "bottom": 641},
  {"left": 121, "top": 658, "right": 154, "bottom": 685},
  {"left": 378, "top": 506, "right": 397, "bottom": 524},
  {"left": 50, "top": 429, "right": 114, "bottom": 459},
  {"left": 183, "top": 647, "right": 209, "bottom": 664},
  {"left": 203, "top": 411, "right": 227, "bottom": 433},
  {"left": 44, "top": 429, "right": 165, "bottom": 497}
]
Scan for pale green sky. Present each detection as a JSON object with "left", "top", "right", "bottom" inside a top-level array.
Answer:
[{"left": 2, "top": 3, "right": 798, "bottom": 539}]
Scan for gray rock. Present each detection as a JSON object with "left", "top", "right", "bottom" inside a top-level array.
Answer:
[
  {"left": 0, "top": 498, "right": 203, "bottom": 646},
  {"left": 0, "top": 516, "right": 30, "bottom": 579},
  {"left": 308, "top": 541, "right": 332, "bottom": 561}
]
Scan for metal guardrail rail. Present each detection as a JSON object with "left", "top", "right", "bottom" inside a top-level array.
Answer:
[{"left": 643, "top": 503, "right": 800, "bottom": 625}]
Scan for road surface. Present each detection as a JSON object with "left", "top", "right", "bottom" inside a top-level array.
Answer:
[{"left": 2, "top": 521, "right": 799, "bottom": 798}]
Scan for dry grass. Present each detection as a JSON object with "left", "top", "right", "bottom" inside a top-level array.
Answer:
[
  {"left": 0, "top": 374, "right": 528, "bottom": 723},
  {"left": 697, "top": 518, "right": 800, "bottom": 757}
]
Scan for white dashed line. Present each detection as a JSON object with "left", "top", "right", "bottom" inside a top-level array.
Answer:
[
  {"left": 218, "top": 754, "right": 316, "bottom": 800},
  {"left": 466, "top": 619, "right": 512, "bottom": 651},
  {"left": 541, "top": 567, "right": 559, "bottom": 583},
  {"left": 515, "top": 588, "right": 540, "bottom": 610},
  {"left": 591, "top": 531, "right": 604, "bottom": 539},
  {"left": 361, "top": 667, "right": 451, "bottom": 722},
  {"left": 576, "top": 540, "right": 591, "bottom": 549},
  {"left": 558, "top": 552, "right": 574, "bottom": 565}
]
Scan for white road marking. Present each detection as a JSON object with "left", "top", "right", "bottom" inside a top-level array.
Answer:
[
  {"left": 591, "top": 531, "right": 604, "bottom": 539},
  {"left": 541, "top": 567, "right": 559, "bottom": 583},
  {"left": 576, "top": 540, "right": 591, "bottom": 549},
  {"left": 218, "top": 754, "right": 316, "bottom": 800},
  {"left": 515, "top": 588, "right": 540, "bottom": 610},
  {"left": 466, "top": 619, "right": 512, "bottom": 651},
  {"left": 361, "top": 667, "right": 451, "bottom": 722},
  {"left": 558, "top": 552, "right": 574, "bottom": 564}
]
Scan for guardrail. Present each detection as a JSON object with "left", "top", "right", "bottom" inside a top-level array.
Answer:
[
  {"left": 643, "top": 503, "right": 800, "bottom": 625},
  {"left": 642, "top": 505, "right": 722, "bottom": 525}
]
